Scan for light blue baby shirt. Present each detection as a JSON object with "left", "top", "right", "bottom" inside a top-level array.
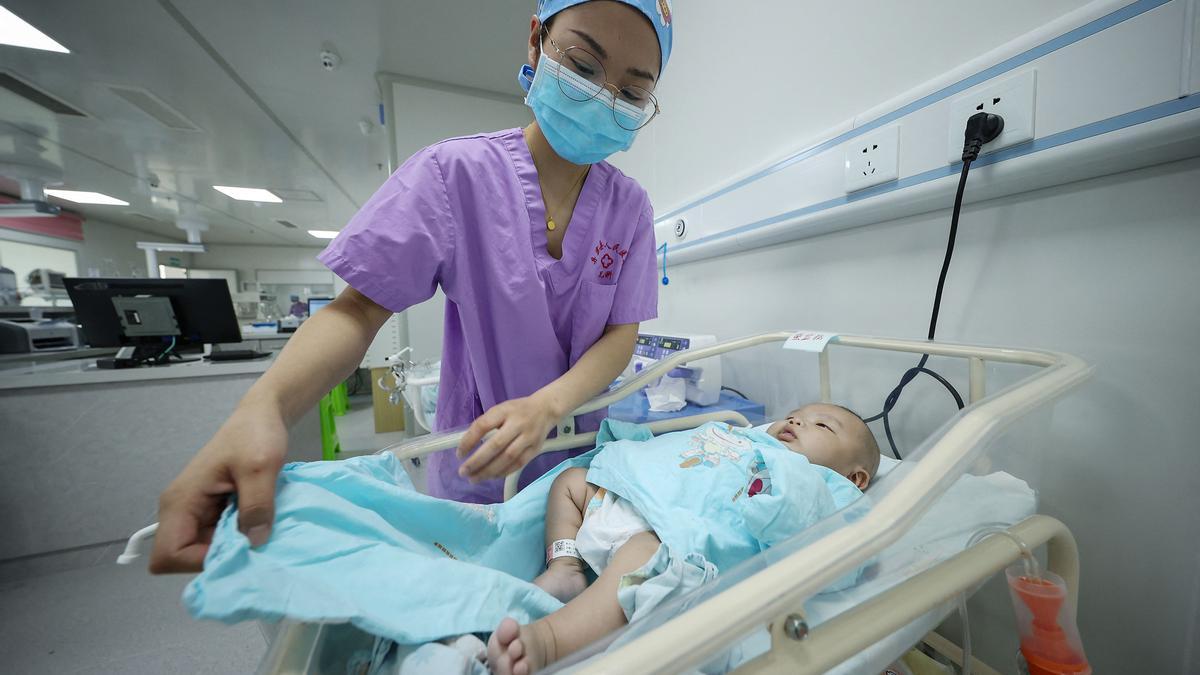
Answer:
[{"left": 586, "top": 421, "right": 864, "bottom": 573}]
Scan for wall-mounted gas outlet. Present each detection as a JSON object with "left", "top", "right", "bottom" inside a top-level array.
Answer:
[
  {"left": 672, "top": 217, "right": 687, "bottom": 239},
  {"left": 947, "top": 69, "right": 1037, "bottom": 163},
  {"left": 844, "top": 124, "right": 900, "bottom": 193}
]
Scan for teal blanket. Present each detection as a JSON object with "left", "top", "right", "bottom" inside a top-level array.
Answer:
[{"left": 183, "top": 420, "right": 862, "bottom": 644}]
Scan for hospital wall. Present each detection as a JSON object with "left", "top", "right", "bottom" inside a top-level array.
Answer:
[
  {"left": 608, "top": 3, "right": 1199, "bottom": 673},
  {"left": 0, "top": 217, "right": 185, "bottom": 279},
  {"left": 190, "top": 244, "right": 328, "bottom": 290},
  {"left": 618, "top": 0, "right": 1094, "bottom": 209}
]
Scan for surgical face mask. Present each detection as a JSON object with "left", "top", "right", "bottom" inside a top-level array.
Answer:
[{"left": 524, "top": 53, "right": 642, "bottom": 165}]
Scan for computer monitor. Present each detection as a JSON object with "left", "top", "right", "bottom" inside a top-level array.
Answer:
[
  {"left": 307, "top": 297, "right": 332, "bottom": 315},
  {"left": 65, "top": 278, "right": 241, "bottom": 361}
]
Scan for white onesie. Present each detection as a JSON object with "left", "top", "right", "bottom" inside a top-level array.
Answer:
[{"left": 575, "top": 488, "right": 652, "bottom": 576}]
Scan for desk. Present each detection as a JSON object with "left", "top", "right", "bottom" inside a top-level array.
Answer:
[
  {"left": 0, "top": 347, "right": 117, "bottom": 367},
  {"left": 0, "top": 352, "right": 321, "bottom": 564},
  {"left": 240, "top": 329, "right": 293, "bottom": 353}
]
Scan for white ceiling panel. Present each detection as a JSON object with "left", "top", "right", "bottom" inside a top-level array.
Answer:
[{"left": 0, "top": 0, "right": 535, "bottom": 246}]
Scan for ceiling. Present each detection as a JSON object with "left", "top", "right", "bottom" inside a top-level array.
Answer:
[{"left": 0, "top": 0, "right": 533, "bottom": 245}]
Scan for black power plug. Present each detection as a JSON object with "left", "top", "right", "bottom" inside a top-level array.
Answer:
[{"left": 962, "top": 112, "right": 1004, "bottom": 162}]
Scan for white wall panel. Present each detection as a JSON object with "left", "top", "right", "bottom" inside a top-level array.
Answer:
[{"left": 637, "top": 1, "right": 1197, "bottom": 262}]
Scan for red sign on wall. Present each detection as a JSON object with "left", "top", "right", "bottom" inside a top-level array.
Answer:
[{"left": 0, "top": 195, "right": 85, "bottom": 241}]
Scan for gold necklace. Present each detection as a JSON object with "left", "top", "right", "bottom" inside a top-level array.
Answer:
[{"left": 544, "top": 167, "right": 589, "bottom": 232}]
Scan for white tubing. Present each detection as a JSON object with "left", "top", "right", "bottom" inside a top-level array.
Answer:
[{"left": 116, "top": 522, "right": 159, "bottom": 565}]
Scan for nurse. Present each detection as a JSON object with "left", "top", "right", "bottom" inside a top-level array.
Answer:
[{"left": 150, "top": 0, "right": 673, "bottom": 572}]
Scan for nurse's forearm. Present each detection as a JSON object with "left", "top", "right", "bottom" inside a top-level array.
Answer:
[
  {"left": 238, "top": 288, "right": 392, "bottom": 426},
  {"left": 536, "top": 323, "right": 638, "bottom": 419}
]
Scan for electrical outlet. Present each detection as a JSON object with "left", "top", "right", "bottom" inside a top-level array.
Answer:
[
  {"left": 947, "top": 69, "right": 1037, "bottom": 163},
  {"left": 843, "top": 124, "right": 899, "bottom": 193}
]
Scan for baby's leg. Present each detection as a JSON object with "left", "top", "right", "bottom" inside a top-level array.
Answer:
[
  {"left": 532, "top": 467, "right": 594, "bottom": 603},
  {"left": 490, "top": 531, "right": 660, "bottom": 675}
]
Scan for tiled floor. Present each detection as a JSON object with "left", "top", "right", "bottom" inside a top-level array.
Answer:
[
  {"left": 338, "top": 394, "right": 409, "bottom": 454},
  {"left": 340, "top": 394, "right": 427, "bottom": 492},
  {"left": 0, "top": 558, "right": 265, "bottom": 674}
]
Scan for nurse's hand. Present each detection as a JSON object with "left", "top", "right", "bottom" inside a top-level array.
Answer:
[
  {"left": 149, "top": 402, "right": 287, "bottom": 573},
  {"left": 457, "top": 394, "right": 561, "bottom": 482}
]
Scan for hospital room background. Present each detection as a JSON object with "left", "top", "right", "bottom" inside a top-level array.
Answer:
[{"left": 1, "top": 0, "right": 1197, "bottom": 673}]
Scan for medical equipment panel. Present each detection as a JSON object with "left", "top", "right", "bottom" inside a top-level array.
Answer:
[
  {"left": 630, "top": 333, "right": 721, "bottom": 406},
  {"left": 607, "top": 389, "right": 765, "bottom": 427},
  {"left": 307, "top": 297, "right": 331, "bottom": 315}
]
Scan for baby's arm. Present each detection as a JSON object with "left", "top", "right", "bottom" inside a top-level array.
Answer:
[
  {"left": 533, "top": 467, "right": 597, "bottom": 603},
  {"left": 544, "top": 468, "right": 595, "bottom": 551}
]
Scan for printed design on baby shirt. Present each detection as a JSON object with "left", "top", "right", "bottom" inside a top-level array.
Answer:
[
  {"left": 679, "top": 424, "right": 752, "bottom": 469},
  {"left": 589, "top": 239, "right": 629, "bottom": 282},
  {"left": 733, "top": 455, "right": 773, "bottom": 501}
]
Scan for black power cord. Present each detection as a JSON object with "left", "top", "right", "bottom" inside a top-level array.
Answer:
[
  {"left": 721, "top": 385, "right": 749, "bottom": 399},
  {"left": 864, "top": 112, "right": 1004, "bottom": 459}
]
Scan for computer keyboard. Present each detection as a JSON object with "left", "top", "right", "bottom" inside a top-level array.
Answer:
[{"left": 206, "top": 349, "right": 269, "bottom": 361}]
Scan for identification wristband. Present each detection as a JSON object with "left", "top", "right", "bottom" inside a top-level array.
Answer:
[{"left": 546, "top": 539, "right": 581, "bottom": 564}]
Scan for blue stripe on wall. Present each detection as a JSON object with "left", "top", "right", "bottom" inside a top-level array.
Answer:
[
  {"left": 663, "top": 94, "right": 1200, "bottom": 256},
  {"left": 654, "top": 0, "right": 1174, "bottom": 225}
]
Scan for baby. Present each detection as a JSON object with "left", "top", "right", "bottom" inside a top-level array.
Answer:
[{"left": 487, "top": 403, "right": 882, "bottom": 674}]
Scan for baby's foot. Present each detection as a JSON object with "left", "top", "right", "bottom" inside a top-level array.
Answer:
[
  {"left": 487, "top": 618, "right": 550, "bottom": 675},
  {"left": 533, "top": 558, "right": 588, "bottom": 603}
]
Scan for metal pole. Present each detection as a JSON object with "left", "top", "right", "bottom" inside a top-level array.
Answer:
[
  {"left": 145, "top": 248, "right": 159, "bottom": 278},
  {"left": 969, "top": 356, "right": 986, "bottom": 404},
  {"left": 818, "top": 350, "right": 832, "bottom": 402}
]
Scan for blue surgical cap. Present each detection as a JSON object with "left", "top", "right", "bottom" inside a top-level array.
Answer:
[{"left": 533, "top": 0, "right": 673, "bottom": 71}]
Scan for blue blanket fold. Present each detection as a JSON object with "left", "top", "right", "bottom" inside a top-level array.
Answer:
[{"left": 184, "top": 451, "right": 587, "bottom": 642}]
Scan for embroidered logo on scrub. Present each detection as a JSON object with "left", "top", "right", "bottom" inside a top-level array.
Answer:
[
  {"left": 590, "top": 239, "right": 628, "bottom": 281},
  {"left": 679, "top": 424, "right": 752, "bottom": 468}
]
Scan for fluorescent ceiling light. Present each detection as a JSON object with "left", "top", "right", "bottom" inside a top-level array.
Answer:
[
  {"left": 307, "top": 230, "right": 339, "bottom": 239},
  {"left": 44, "top": 189, "right": 129, "bottom": 205},
  {"left": 0, "top": 6, "right": 70, "bottom": 53},
  {"left": 212, "top": 185, "right": 282, "bottom": 203}
]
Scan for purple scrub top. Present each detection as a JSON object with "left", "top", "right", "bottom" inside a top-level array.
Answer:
[{"left": 319, "top": 128, "right": 658, "bottom": 503}]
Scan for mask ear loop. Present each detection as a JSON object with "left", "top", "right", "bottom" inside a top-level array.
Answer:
[{"left": 519, "top": 30, "right": 548, "bottom": 93}]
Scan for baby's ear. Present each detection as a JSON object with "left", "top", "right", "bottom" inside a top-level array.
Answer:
[{"left": 846, "top": 468, "right": 870, "bottom": 490}]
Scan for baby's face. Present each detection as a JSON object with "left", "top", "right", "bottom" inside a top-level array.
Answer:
[{"left": 766, "top": 404, "right": 866, "bottom": 478}]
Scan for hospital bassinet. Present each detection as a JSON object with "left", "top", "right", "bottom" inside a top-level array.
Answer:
[{"left": 124, "top": 331, "right": 1090, "bottom": 674}]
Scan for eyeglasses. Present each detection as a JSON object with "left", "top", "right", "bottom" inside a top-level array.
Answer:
[{"left": 542, "top": 32, "right": 661, "bottom": 131}]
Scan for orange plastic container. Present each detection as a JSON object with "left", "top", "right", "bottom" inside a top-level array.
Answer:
[{"left": 1006, "top": 565, "right": 1091, "bottom": 675}]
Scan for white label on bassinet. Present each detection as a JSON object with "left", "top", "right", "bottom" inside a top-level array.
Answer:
[{"left": 783, "top": 330, "right": 838, "bottom": 352}]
